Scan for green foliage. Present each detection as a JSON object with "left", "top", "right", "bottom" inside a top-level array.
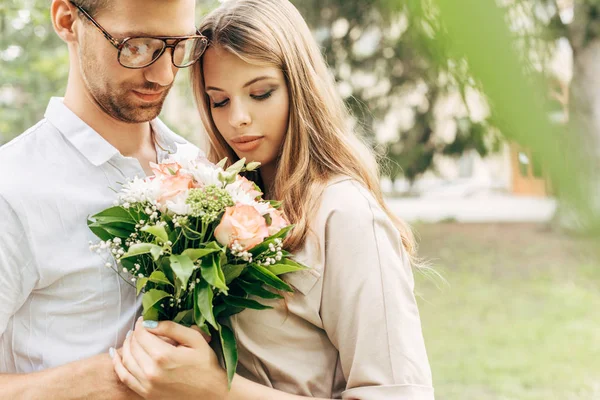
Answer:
[
  {"left": 0, "top": 1, "right": 68, "bottom": 144},
  {"left": 291, "top": 0, "right": 498, "bottom": 183}
]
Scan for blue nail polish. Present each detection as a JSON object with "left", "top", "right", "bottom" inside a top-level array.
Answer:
[
  {"left": 126, "top": 330, "right": 132, "bottom": 339},
  {"left": 109, "top": 347, "right": 115, "bottom": 358},
  {"left": 143, "top": 320, "right": 158, "bottom": 329}
]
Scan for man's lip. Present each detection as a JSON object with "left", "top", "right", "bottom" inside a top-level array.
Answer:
[{"left": 133, "top": 90, "right": 164, "bottom": 96}]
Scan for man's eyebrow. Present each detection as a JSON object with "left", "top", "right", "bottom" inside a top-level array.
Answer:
[{"left": 115, "top": 30, "right": 198, "bottom": 38}]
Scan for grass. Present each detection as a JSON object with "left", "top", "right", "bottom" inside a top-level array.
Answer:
[{"left": 414, "top": 223, "right": 600, "bottom": 400}]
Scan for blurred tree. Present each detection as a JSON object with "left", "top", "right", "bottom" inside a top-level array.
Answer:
[
  {"left": 499, "top": 0, "right": 600, "bottom": 232},
  {"left": 291, "top": 0, "right": 503, "bottom": 187},
  {"left": 426, "top": 0, "right": 597, "bottom": 232},
  {"left": 0, "top": 1, "right": 68, "bottom": 144}
]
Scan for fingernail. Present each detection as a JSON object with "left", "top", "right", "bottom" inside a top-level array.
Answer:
[
  {"left": 126, "top": 330, "right": 132, "bottom": 339},
  {"left": 109, "top": 347, "right": 115, "bottom": 358},
  {"left": 143, "top": 320, "right": 158, "bottom": 329}
]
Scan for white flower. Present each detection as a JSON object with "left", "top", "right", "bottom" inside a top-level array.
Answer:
[
  {"left": 225, "top": 179, "right": 255, "bottom": 205},
  {"left": 188, "top": 162, "right": 224, "bottom": 188},
  {"left": 119, "top": 176, "right": 162, "bottom": 205},
  {"left": 252, "top": 201, "right": 272, "bottom": 216},
  {"left": 165, "top": 192, "right": 192, "bottom": 215}
]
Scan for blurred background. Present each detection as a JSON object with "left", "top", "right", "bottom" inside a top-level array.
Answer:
[{"left": 1, "top": 0, "right": 599, "bottom": 398}]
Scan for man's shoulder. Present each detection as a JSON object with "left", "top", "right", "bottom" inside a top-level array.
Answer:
[{"left": 0, "top": 119, "right": 55, "bottom": 167}]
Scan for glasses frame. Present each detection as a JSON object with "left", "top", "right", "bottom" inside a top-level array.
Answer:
[{"left": 69, "top": 0, "right": 208, "bottom": 69}]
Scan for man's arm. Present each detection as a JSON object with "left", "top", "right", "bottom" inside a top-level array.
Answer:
[{"left": 0, "top": 353, "right": 140, "bottom": 399}]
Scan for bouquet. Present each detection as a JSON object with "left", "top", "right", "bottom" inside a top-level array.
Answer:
[{"left": 87, "top": 155, "right": 305, "bottom": 385}]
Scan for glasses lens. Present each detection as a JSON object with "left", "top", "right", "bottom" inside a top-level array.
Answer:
[
  {"left": 173, "top": 37, "right": 208, "bottom": 67},
  {"left": 119, "top": 38, "right": 165, "bottom": 68}
]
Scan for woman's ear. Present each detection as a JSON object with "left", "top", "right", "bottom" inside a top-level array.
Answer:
[{"left": 51, "top": 0, "right": 78, "bottom": 44}]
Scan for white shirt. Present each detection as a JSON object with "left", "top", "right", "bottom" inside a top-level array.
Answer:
[{"left": 0, "top": 97, "right": 200, "bottom": 373}]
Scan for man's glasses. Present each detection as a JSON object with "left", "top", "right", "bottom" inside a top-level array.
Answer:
[{"left": 69, "top": 1, "right": 208, "bottom": 69}]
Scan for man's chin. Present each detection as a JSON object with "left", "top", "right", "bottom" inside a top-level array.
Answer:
[{"left": 111, "top": 101, "right": 165, "bottom": 123}]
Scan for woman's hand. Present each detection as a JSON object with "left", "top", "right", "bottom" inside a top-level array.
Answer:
[{"left": 111, "top": 318, "right": 228, "bottom": 400}]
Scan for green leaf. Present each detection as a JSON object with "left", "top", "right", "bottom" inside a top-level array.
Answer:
[
  {"left": 142, "top": 289, "right": 171, "bottom": 316},
  {"left": 248, "top": 265, "right": 292, "bottom": 292},
  {"left": 143, "top": 307, "right": 160, "bottom": 321},
  {"left": 219, "top": 324, "right": 238, "bottom": 388},
  {"left": 195, "top": 280, "right": 217, "bottom": 329},
  {"left": 201, "top": 254, "right": 228, "bottom": 292},
  {"left": 263, "top": 213, "right": 272, "bottom": 226},
  {"left": 89, "top": 206, "right": 137, "bottom": 224},
  {"left": 223, "top": 296, "right": 272, "bottom": 310},
  {"left": 266, "top": 260, "right": 307, "bottom": 276},
  {"left": 222, "top": 264, "right": 246, "bottom": 284},
  {"left": 214, "top": 303, "right": 245, "bottom": 319},
  {"left": 238, "top": 280, "right": 283, "bottom": 300},
  {"left": 148, "top": 270, "right": 173, "bottom": 287},
  {"left": 96, "top": 224, "right": 135, "bottom": 239},
  {"left": 141, "top": 224, "right": 169, "bottom": 243},
  {"left": 249, "top": 225, "right": 294, "bottom": 256},
  {"left": 122, "top": 243, "right": 163, "bottom": 261},
  {"left": 136, "top": 277, "right": 149, "bottom": 295},
  {"left": 87, "top": 225, "right": 113, "bottom": 241},
  {"left": 181, "top": 246, "right": 222, "bottom": 262},
  {"left": 174, "top": 309, "right": 194, "bottom": 325},
  {"left": 169, "top": 254, "right": 196, "bottom": 290},
  {"left": 268, "top": 199, "right": 282, "bottom": 209},
  {"left": 198, "top": 323, "right": 211, "bottom": 339}
]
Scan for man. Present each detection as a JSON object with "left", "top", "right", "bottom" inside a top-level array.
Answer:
[{"left": 0, "top": 0, "right": 204, "bottom": 397}]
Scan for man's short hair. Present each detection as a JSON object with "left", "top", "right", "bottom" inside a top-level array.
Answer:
[{"left": 73, "top": 0, "right": 111, "bottom": 17}]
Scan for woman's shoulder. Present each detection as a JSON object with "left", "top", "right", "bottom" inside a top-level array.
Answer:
[
  {"left": 319, "top": 175, "right": 382, "bottom": 215},
  {"left": 312, "top": 175, "right": 388, "bottom": 231}
]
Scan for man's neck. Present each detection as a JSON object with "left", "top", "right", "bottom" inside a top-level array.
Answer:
[{"left": 63, "top": 81, "right": 153, "bottom": 158}]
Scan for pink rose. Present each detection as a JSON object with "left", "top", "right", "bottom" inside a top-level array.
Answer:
[
  {"left": 150, "top": 161, "right": 183, "bottom": 179},
  {"left": 157, "top": 174, "right": 195, "bottom": 205},
  {"left": 237, "top": 176, "right": 262, "bottom": 200},
  {"left": 267, "top": 208, "right": 288, "bottom": 236},
  {"left": 215, "top": 204, "right": 269, "bottom": 251}
]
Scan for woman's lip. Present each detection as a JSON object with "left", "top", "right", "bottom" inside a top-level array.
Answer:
[
  {"left": 132, "top": 90, "right": 163, "bottom": 102},
  {"left": 231, "top": 135, "right": 264, "bottom": 144},
  {"left": 231, "top": 136, "right": 264, "bottom": 152}
]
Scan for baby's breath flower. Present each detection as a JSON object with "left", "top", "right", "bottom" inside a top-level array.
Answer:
[{"left": 186, "top": 186, "right": 234, "bottom": 223}]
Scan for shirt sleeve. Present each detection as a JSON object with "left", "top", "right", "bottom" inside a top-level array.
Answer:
[
  {"left": 319, "top": 182, "right": 434, "bottom": 400},
  {"left": 0, "top": 194, "right": 38, "bottom": 336}
]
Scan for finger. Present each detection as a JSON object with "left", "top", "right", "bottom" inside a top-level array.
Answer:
[
  {"left": 138, "top": 319, "right": 207, "bottom": 350},
  {"left": 128, "top": 331, "right": 158, "bottom": 379},
  {"left": 190, "top": 325, "right": 212, "bottom": 343},
  {"left": 136, "top": 316, "right": 178, "bottom": 345},
  {"left": 156, "top": 334, "right": 178, "bottom": 346},
  {"left": 121, "top": 332, "right": 148, "bottom": 385},
  {"left": 132, "top": 319, "right": 177, "bottom": 361},
  {"left": 112, "top": 346, "right": 147, "bottom": 398}
]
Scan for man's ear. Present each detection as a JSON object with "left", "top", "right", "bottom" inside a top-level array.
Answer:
[{"left": 51, "top": 0, "right": 78, "bottom": 44}]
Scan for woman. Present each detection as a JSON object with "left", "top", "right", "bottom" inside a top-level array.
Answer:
[{"left": 111, "top": 0, "right": 434, "bottom": 398}]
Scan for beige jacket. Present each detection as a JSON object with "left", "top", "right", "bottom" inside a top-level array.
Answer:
[{"left": 230, "top": 177, "right": 434, "bottom": 399}]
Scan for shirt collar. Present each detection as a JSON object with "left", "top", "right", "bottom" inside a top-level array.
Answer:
[{"left": 44, "top": 97, "right": 186, "bottom": 166}]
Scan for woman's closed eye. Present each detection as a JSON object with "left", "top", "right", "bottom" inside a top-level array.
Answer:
[
  {"left": 212, "top": 98, "right": 229, "bottom": 108},
  {"left": 210, "top": 88, "right": 277, "bottom": 108},
  {"left": 251, "top": 89, "right": 275, "bottom": 101}
]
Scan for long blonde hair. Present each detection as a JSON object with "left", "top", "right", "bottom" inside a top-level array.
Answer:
[{"left": 192, "top": 0, "right": 417, "bottom": 258}]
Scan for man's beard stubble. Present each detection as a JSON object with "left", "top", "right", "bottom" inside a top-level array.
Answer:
[{"left": 81, "top": 54, "right": 173, "bottom": 124}]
